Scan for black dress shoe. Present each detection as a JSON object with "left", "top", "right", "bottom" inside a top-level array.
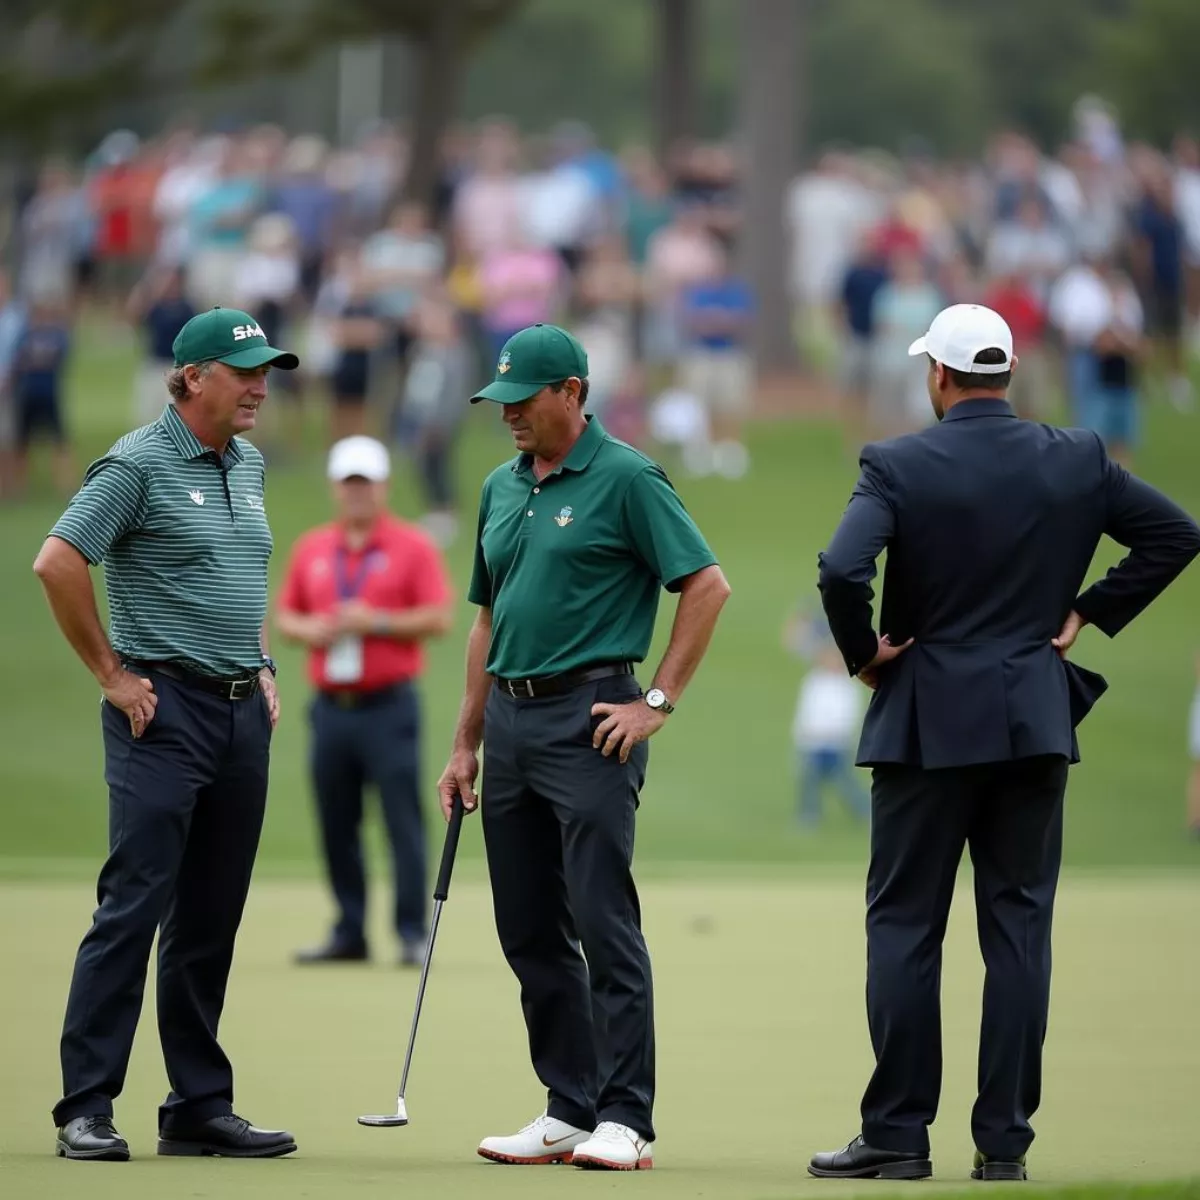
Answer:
[
  {"left": 55, "top": 1115, "right": 130, "bottom": 1161},
  {"left": 972, "top": 1151, "right": 1027, "bottom": 1181},
  {"left": 157, "top": 1113, "right": 297, "bottom": 1158},
  {"left": 809, "top": 1134, "right": 932, "bottom": 1180},
  {"left": 294, "top": 939, "right": 369, "bottom": 964}
]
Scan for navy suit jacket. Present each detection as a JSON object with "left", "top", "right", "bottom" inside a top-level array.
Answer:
[{"left": 818, "top": 398, "right": 1200, "bottom": 769}]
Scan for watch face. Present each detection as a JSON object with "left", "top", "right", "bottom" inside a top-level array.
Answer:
[{"left": 646, "top": 688, "right": 665, "bottom": 708}]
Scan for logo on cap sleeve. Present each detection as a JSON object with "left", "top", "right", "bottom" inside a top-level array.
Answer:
[
  {"left": 554, "top": 505, "right": 573, "bottom": 527},
  {"left": 232, "top": 323, "right": 266, "bottom": 341},
  {"left": 497, "top": 350, "right": 511, "bottom": 374}
]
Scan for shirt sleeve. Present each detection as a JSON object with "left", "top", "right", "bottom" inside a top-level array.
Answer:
[
  {"left": 405, "top": 532, "right": 453, "bottom": 608},
  {"left": 620, "top": 465, "right": 718, "bottom": 592},
  {"left": 466, "top": 484, "right": 494, "bottom": 607},
  {"left": 48, "top": 455, "right": 148, "bottom": 565}
]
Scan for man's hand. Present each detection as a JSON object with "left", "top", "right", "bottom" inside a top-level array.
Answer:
[
  {"left": 857, "top": 634, "right": 914, "bottom": 690},
  {"left": 101, "top": 668, "right": 157, "bottom": 738},
  {"left": 591, "top": 700, "right": 667, "bottom": 764},
  {"left": 306, "top": 614, "right": 339, "bottom": 648},
  {"left": 259, "top": 669, "right": 280, "bottom": 729},
  {"left": 437, "top": 748, "right": 479, "bottom": 819},
  {"left": 336, "top": 600, "right": 381, "bottom": 637},
  {"left": 1052, "top": 610, "right": 1086, "bottom": 658}
]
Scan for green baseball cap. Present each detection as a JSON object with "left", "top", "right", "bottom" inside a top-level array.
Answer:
[
  {"left": 172, "top": 306, "right": 299, "bottom": 371},
  {"left": 471, "top": 323, "right": 588, "bottom": 404}
]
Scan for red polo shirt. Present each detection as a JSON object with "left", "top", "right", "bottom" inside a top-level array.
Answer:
[{"left": 278, "top": 514, "right": 452, "bottom": 692}]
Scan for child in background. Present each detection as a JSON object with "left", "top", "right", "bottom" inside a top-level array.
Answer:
[
  {"left": 784, "top": 608, "right": 868, "bottom": 827},
  {"left": 11, "top": 301, "right": 74, "bottom": 497}
]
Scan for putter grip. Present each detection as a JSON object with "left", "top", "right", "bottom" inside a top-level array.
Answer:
[{"left": 434, "top": 792, "right": 465, "bottom": 901}]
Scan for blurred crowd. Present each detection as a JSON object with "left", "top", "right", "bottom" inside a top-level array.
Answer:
[{"left": 2, "top": 96, "right": 1200, "bottom": 519}]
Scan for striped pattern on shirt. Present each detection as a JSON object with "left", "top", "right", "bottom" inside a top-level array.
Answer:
[{"left": 49, "top": 403, "right": 272, "bottom": 677}]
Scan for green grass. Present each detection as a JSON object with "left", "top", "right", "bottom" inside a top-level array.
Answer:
[
  {"left": 3, "top": 318, "right": 1200, "bottom": 872},
  {"left": 0, "top": 875, "right": 1197, "bottom": 1197}
]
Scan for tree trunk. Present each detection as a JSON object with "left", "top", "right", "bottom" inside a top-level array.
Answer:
[
  {"left": 738, "top": 0, "right": 802, "bottom": 374},
  {"left": 654, "top": 0, "right": 696, "bottom": 159},
  {"left": 403, "top": 0, "right": 467, "bottom": 210}
]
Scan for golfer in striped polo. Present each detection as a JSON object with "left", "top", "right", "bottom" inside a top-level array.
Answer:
[{"left": 33, "top": 308, "right": 300, "bottom": 1163}]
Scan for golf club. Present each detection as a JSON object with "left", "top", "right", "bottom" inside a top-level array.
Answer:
[{"left": 358, "top": 791, "right": 465, "bottom": 1128}]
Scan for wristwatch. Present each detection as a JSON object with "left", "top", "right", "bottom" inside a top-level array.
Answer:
[
  {"left": 261, "top": 656, "right": 278, "bottom": 677},
  {"left": 644, "top": 687, "right": 674, "bottom": 715}
]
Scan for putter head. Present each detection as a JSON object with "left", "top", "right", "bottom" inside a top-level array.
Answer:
[{"left": 358, "top": 1098, "right": 408, "bottom": 1127}]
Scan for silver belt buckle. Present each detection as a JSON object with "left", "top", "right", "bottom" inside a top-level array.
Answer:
[
  {"left": 229, "top": 677, "right": 254, "bottom": 700},
  {"left": 507, "top": 678, "right": 534, "bottom": 698}
]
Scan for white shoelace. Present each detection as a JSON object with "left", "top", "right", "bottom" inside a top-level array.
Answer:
[
  {"left": 518, "top": 1113, "right": 553, "bottom": 1135},
  {"left": 590, "top": 1121, "right": 635, "bottom": 1143}
]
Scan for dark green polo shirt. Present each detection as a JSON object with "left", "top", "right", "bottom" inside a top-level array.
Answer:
[
  {"left": 49, "top": 404, "right": 273, "bottom": 677},
  {"left": 468, "top": 416, "right": 717, "bottom": 677}
]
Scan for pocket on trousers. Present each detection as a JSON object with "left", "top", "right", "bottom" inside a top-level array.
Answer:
[{"left": 584, "top": 676, "right": 645, "bottom": 743}]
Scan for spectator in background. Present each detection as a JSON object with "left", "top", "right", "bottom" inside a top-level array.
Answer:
[
  {"left": 984, "top": 193, "right": 1071, "bottom": 305},
  {"left": 477, "top": 228, "right": 563, "bottom": 364},
  {"left": 126, "top": 264, "right": 195, "bottom": 425},
  {"left": 572, "top": 233, "right": 640, "bottom": 417},
  {"left": 326, "top": 256, "right": 387, "bottom": 443},
  {"left": 641, "top": 203, "right": 724, "bottom": 389},
  {"left": 452, "top": 118, "right": 525, "bottom": 262},
  {"left": 1132, "top": 162, "right": 1193, "bottom": 410},
  {"left": 10, "top": 300, "right": 74, "bottom": 496},
  {"left": 869, "top": 248, "right": 943, "bottom": 436},
  {"left": 678, "top": 247, "right": 755, "bottom": 478},
  {"left": 270, "top": 135, "right": 339, "bottom": 303},
  {"left": 520, "top": 132, "right": 604, "bottom": 276},
  {"left": 0, "top": 269, "right": 26, "bottom": 497},
  {"left": 19, "top": 159, "right": 91, "bottom": 312},
  {"left": 791, "top": 641, "right": 869, "bottom": 828},
  {"left": 399, "top": 295, "right": 473, "bottom": 546},
  {"left": 983, "top": 269, "right": 1050, "bottom": 420},
  {"left": 186, "top": 137, "right": 266, "bottom": 308},
  {"left": 278, "top": 436, "right": 453, "bottom": 968},
  {"left": 837, "top": 231, "right": 890, "bottom": 442},
  {"left": 1087, "top": 261, "right": 1145, "bottom": 466},
  {"left": 361, "top": 201, "right": 445, "bottom": 372}
]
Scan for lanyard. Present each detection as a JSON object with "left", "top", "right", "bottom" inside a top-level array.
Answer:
[{"left": 334, "top": 545, "right": 375, "bottom": 601}]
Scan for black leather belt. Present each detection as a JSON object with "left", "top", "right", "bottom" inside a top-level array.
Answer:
[
  {"left": 128, "top": 660, "right": 262, "bottom": 701},
  {"left": 493, "top": 662, "right": 634, "bottom": 699},
  {"left": 319, "top": 681, "right": 410, "bottom": 710}
]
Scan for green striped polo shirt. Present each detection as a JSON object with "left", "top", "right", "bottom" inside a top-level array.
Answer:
[{"left": 49, "top": 403, "right": 272, "bottom": 677}]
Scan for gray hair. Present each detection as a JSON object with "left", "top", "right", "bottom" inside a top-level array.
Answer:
[{"left": 166, "top": 360, "right": 214, "bottom": 402}]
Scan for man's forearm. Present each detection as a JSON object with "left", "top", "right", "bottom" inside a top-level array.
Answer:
[
  {"left": 375, "top": 604, "right": 453, "bottom": 641},
  {"left": 453, "top": 609, "right": 493, "bottom": 752},
  {"left": 651, "top": 565, "right": 731, "bottom": 703},
  {"left": 32, "top": 538, "right": 122, "bottom": 684}
]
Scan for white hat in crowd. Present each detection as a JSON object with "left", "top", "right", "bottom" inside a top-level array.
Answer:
[
  {"left": 908, "top": 304, "right": 1014, "bottom": 375},
  {"left": 327, "top": 436, "right": 391, "bottom": 482}
]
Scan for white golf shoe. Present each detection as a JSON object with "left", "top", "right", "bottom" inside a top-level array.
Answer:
[
  {"left": 571, "top": 1121, "right": 654, "bottom": 1170},
  {"left": 476, "top": 1111, "right": 591, "bottom": 1165}
]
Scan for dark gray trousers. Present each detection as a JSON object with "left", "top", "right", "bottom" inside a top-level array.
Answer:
[
  {"left": 481, "top": 674, "right": 655, "bottom": 1141},
  {"left": 860, "top": 754, "right": 1068, "bottom": 1161}
]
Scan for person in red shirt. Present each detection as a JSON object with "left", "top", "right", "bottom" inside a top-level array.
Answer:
[
  {"left": 981, "top": 270, "right": 1049, "bottom": 420},
  {"left": 276, "top": 436, "right": 453, "bottom": 965}
]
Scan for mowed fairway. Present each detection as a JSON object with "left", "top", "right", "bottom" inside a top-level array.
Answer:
[{"left": 0, "top": 873, "right": 1197, "bottom": 1198}]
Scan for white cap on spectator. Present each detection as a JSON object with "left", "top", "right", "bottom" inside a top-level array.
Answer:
[
  {"left": 327, "top": 436, "right": 390, "bottom": 482},
  {"left": 908, "top": 304, "right": 1014, "bottom": 374}
]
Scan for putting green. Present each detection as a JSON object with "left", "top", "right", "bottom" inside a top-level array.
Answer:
[{"left": 0, "top": 874, "right": 1196, "bottom": 1199}]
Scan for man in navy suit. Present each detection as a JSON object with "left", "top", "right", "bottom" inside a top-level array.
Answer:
[{"left": 808, "top": 305, "right": 1200, "bottom": 1182}]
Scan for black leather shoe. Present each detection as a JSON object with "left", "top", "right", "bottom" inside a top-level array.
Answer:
[
  {"left": 972, "top": 1151, "right": 1027, "bottom": 1181},
  {"left": 55, "top": 1116, "right": 130, "bottom": 1161},
  {"left": 809, "top": 1134, "right": 932, "bottom": 1180},
  {"left": 294, "top": 939, "right": 368, "bottom": 964},
  {"left": 157, "top": 1113, "right": 297, "bottom": 1158}
]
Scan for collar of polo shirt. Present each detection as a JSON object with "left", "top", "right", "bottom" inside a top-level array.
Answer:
[
  {"left": 160, "top": 401, "right": 245, "bottom": 463},
  {"left": 512, "top": 414, "right": 605, "bottom": 478}
]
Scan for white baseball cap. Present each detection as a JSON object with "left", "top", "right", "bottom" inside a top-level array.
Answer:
[
  {"left": 908, "top": 304, "right": 1014, "bottom": 374},
  {"left": 327, "top": 436, "right": 390, "bottom": 482}
]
